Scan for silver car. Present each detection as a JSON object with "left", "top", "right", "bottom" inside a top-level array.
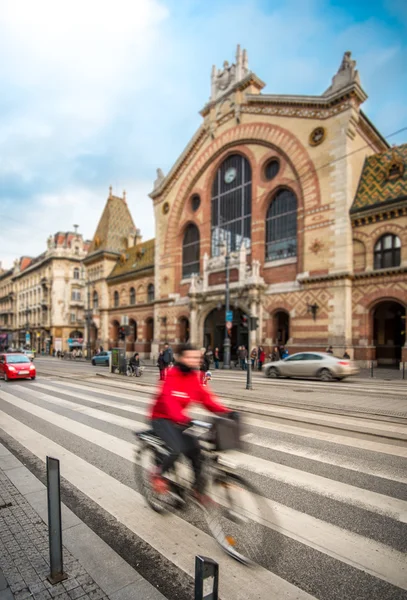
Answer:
[{"left": 263, "top": 352, "right": 359, "bottom": 381}]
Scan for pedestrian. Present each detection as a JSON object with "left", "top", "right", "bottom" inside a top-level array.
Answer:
[
  {"left": 239, "top": 345, "right": 247, "bottom": 370},
  {"left": 343, "top": 350, "right": 350, "bottom": 359},
  {"left": 200, "top": 347, "right": 209, "bottom": 384},
  {"left": 206, "top": 345, "right": 213, "bottom": 365},
  {"left": 270, "top": 346, "right": 280, "bottom": 362},
  {"left": 250, "top": 347, "right": 257, "bottom": 369},
  {"left": 162, "top": 342, "right": 174, "bottom": 379},
  {"left": 258, "top": 346, "right": 265, "bottom": 371},
  {"left": 326, "top": 345, "right": 333, "bottom": 354},
  {"left": 130, "top": 352, "right": 140, "bottom": 376},
  {"left": 214, "top": 347, "right": 220, "bottom": 369},
  {"left": 157, "top": 351, "right": 166, "bottom": 381},
  {"left": 281, "top": 346, "right": 289, "bottom": 359}
]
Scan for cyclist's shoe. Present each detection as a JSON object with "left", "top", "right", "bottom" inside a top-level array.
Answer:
[{"left": 150, "top": 474, "right": 169, "bottom": 495}]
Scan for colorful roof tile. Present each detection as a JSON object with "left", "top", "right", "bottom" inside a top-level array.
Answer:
[
  {"left": 351, "top": 144, "right": 407, "bottom": 214},
  {"left": 88, "top": 193, "right": 136, "bottom": 256},
  {"left": 108, "top": 239, "right": 155, "bottom": 280}
]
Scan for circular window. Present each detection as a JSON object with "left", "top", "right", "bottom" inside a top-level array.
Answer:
[
  {"left": 191, "top": 194, "right": 201, "bottom": 212},
  {"left": 162, "top": 202, "right": 170, "bottom": 215},
  {"left": 264, "top": 159, "right": 280, "bottom": 181},
  {"left": 309, "top": 127, "right": 326, "bottom": 147}
]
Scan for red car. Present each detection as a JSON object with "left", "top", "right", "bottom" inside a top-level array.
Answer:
[{"left": 0, "top": 353, "right": 36, "bottom": 381}]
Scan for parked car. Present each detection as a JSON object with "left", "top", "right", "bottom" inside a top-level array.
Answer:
[
  {"left": 0, "top": 353, "right": 36, "bottom": 381},
  {"left": 91, "top": 351, "right": 111, "bottom": 367},
  {"left": 263, "top": 352, "right": 359, "bottom": 381},
  {"left": 22, "top": 349, "right": 35, "bottom": 361}
]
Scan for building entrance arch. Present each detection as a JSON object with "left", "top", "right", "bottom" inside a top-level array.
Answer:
[
  {"left": 372, "top": 301, "right": 405, "bottom": 366},
  {"left": 203, "top": 306, "right": 248, "bottom": 362},
  {"left": 273, "top": 311, "right": 290, "bottom": 345}
]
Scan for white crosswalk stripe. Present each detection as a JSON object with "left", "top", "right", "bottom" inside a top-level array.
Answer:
[{"left": 1, "top": 378, "right": 406, "bottom": 600}]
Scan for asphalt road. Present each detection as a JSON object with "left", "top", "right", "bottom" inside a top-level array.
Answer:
[{"left": 0, "top": 365, "right": 406, "bottom": 600}]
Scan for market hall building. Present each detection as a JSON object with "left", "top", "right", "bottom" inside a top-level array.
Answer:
[{"left": 84, "top": 47, "right": 407, "bottom": 367}]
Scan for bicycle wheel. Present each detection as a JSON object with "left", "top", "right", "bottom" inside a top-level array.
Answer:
[
  {"left": 204, "top": 471, "right": 266, "bottom": 565},
  {"left": 137, "top": 443, "right": 167, "bottom": 514}
]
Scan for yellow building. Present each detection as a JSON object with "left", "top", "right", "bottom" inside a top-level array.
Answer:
[{"left": 88, "top": 47, "right": 407, "bottom": 366}]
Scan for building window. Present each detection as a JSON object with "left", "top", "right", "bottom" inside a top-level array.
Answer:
[
  {"left": 374, "top": 234, "right": 401, "bottom": 270},
  {"left": 182, "top": 224, "right": 200, "bottom": 278},
  {"left": 147, "top": 284, "right": 154, "bottom": 303},
  {"left": 211, "top": 154, "right": 252, "bottom": 256},
  {"left": 266, "top": 188, "right": 297, "bottom": 261},
  {"left": 70, "top": 313, "right": 76, "bottom": 323},
  {"left": 191, "top": 194, "right": 201, "bottom": 212},
  {"left": 93, "top": 291, "right": 99, "bottom": 309},
  {"left": 71, "top": 290, "right": 81, "bottom": 301},
  {"left": 114, "top": 291, "right": 119, "bottom": 308},
  {"left": 130, "top": 287, "right": 136, "bottom": 305},
  {"left": 73, "top": 268, "right": 80, "bottom": 280},
  {"left": 264, "top": 159, "right": 280, "bottom": 181}
]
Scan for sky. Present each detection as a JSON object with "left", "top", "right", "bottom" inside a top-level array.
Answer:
[{"left": 0, "top": 0, "right": 406, "bottom": 268}]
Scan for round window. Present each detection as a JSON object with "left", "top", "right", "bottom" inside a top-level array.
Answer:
[
  {"left": 264, "top": 159, "right": 280, "bottom": 181},
  {"left": 191, "top": 194, "right": 201, "bottom": 212},
  {"left": 162, "top": 202, "right": 170, "bottom": 215}
]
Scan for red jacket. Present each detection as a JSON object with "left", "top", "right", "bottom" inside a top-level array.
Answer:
[
  {"left": 151, "top": 366, "right": 229, "bottom": 424},
  {"left": 259, "top": 351, "right": 265, "bottom": 362}
]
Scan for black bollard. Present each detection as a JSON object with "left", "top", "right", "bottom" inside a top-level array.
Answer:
[
  {"left": 370, "top": 361, "right": 374, "bottom": 378},
  {"left": 195, "top": 556, "right": 219, "bottom": 600},
  {"left": 46, "top": 457, "right": 68, "bottom": 584}
]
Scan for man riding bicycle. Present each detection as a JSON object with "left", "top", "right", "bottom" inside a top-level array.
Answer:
[{"left": 150, "top": 343, "right": 231, "bottom": 500}]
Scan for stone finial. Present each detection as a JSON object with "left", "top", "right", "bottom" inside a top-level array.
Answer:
[
  {"left": 73, "top": 224, "right": 79, "bottom": 234},
  {"left": 109, "top": 185, "right": 113, "bottom": 198},
  {"left": 153, "top": 168, "right": 165, "bottom": 190},
  {"left": 324, "top": 51, "right": 361, "bottom": 96},
  {"left": 242, "top": 48, "right": 248, "bottom": 73},
  {"left": 123, "top": 190, "right": 127, "bottom": 202}
]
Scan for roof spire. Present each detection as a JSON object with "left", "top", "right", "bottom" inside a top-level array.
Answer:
[
  {"left": 323, "top": 51, "right": 362, "bottom": 97},
  {"left": 109, "top": 185, "right": 113, "bottom": 198},
  {"left": 123, "top": 189, "right": 127, "bottom": 202}
]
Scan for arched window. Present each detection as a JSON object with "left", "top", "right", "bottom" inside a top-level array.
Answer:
[
  {"left": 93, "top": 291, "right": 99, "bottom": 309},
  {"left": 211, "top": 154, "right": 252, "bottom": 256},
  {"left": 114, "top": 291, "right": 119, "bottom": 308},
  {"left": 374, "top": 234, "right": 401, "bottom": 270},
  {"left": 129, "top": 287, "right": 136, "bottom": 305},
  {"left": 147, "top": 284, "right": 154, "bottom": 303},
  {"left": 73, "top": 268, "right": 80, "bottom": 280},
  {"left": 182, "top": 224, "right": 200, "bottom": 278},
  {"left": 266, "top": 189, "right": 297, "bottom": 261}
]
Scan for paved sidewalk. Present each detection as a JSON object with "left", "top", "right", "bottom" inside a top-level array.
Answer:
[{"left": 0, "top": 444, "right": 165, "bottom": 600}]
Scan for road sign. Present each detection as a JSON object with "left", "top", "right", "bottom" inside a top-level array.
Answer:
[
  {"left": 226, "top": 321, "right": 232, "bottom": 330},
  {"left": 226, "top": 310, "right": 233, "bottom": 322}
]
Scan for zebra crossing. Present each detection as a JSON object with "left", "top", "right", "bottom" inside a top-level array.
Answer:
[{"left": 0, "top": 377, "right": 406, "bottom": 600}]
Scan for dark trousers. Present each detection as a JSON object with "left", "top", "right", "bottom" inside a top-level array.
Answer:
[
  {"left": 152, "top": 419, "right": 204, "bottom": 492},
  {"left": 258, "top": 361, "right": 263, "bottom": 371},
  {"left": 240, "top": 359, "right": 247, "bottom": 370}
]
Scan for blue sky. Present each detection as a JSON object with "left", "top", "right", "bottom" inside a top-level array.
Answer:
[{"left": 0, "top": 0, "right": 406, "bottom": 268}]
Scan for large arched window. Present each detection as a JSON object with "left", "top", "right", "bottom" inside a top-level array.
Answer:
[
  {"left": 182, "top": 224, "right": 200, "bottom": 278},
  {"left": 211, "top": 154, "right": 251, "bottom": 256},
  {"left": 266, "top": 189, "right": 297, "bottom": 261},
  {"left": 93, "top": 291, "right": 99, "bottom": 309},
  {"left": 374, "top": 234, "right": 401, "bottom": 270},
  {"left": 114, "top": 291, "right": 119, "bottom": 308},
  {"left": 147, "top": 284, "right": 154, "bottom": 303},
  {"left": 129, "top": 287, "right": 136, "bottom": 305}
]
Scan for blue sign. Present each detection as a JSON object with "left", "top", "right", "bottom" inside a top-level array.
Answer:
[
  {"left": 226, "top": 310, "right": 233, "bottom": 322},
  {"left": 25, "top": 333, "right": 31, "bottom": 346}
]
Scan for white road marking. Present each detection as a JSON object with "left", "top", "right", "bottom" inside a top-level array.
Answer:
[
  {"left": 0, "top": 410, "right": 317, "bottom": 600},
  {"left": 241, "top": 433, "right": 407, "bottom": 484},
  {"left": 1, "top": 393, "right": 407, "bottom": 590}
]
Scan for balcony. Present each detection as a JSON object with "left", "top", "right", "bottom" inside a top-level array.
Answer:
[{"left": 41, "top": 277, "right": 49, "bottom": 288}]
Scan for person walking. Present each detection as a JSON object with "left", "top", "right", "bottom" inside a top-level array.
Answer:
[
  {"left": 326, "top": 345, "right": 333, "bottom": 354},
  {"left": 206, "top": 345, "right": 213, "bottom": 365},
  {"left": 239, "top": 346, "right": 247, "bottom": 370},
  {"left": 214, "top": 347, "right": 220, "bottom": 369},
  {"left": 157, "top": 350, "right": 166, "bottom": 381},
  {"left": 200, "top": 347, "right": 210, "bottom": 384},
  {"left": 343, "top": 350, "right": 350, "bottom": 359},
  {"left": 258, "top": 347, "right": 265, "bottom": 371},
  {"left": 250, "top": 347, "right": 257, "bottom": 369},
  {"left": 270, "top": 346, "right": 280, "bottom": 362},
  {"left": 280, "top": 346, "right": 289, "bottom": 359},
  {"left": 162, "top": 343, "right": 174, "bottom": 379}
]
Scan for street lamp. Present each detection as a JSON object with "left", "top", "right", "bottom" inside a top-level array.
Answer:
[
  {"left": 81, "top": 267, "right": 93, "bottom": 360},
  {"left": 24, "top": 306, "right": 31, "bottom": 349},
  {"left": 216, "top": 226, "right": 231, "bottom": 370}
]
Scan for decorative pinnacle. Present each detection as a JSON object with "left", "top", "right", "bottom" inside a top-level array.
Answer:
[
  {"left": 73, "top": 224, "right": 79, "bottom": 234},
  {"left": 123, "top": 190, "right": 127, "bottom": 201},
  {"left": 109, "top": 185, "right": 113, "bottom": 198}
]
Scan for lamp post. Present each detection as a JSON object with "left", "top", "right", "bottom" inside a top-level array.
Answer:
[
  {"left": 24, "top": 306, "right": 31, "bottom": 349},
  {"left": 223, "top": 238, "right": 231, "bottom": 370},
  {"left": 82, "top": 267, "right": 92, "bottom": 360}
]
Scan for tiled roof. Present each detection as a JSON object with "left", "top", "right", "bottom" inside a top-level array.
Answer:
[
  {"left": 351, "top": 144, "right": 407, "bottom": 214},
  {"left": 87, "top": 194, "right": 136, "bottom": 256},
  {"left": 108, "top": 239, "right": 155, "bottom": 280}
]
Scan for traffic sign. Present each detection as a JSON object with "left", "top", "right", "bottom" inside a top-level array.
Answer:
[
  {"left": 226, "top": 321, "right": 233, "bottom": 330},
  {"left": 226, "top": 310, "right": 233, "bottom": 322}
]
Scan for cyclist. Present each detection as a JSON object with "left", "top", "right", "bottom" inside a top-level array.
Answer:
[{"left": 150, "top": 343, "right": 230, "bottom": 500}]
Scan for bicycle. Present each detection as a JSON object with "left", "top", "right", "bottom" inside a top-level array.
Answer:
[{"left": 135, "top": 416, "right": 266, "bottom": 565}]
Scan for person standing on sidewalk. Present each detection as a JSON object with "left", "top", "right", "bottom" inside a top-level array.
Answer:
[
  {"left": 162, "top": 343, "right": 173, "bottom": 379},
  {"left": 157, "top": 350, "right": 166, "bottom": 380},
  {"left": 239, "top": 346, "right": 247, "bottom": 370},
  {"left": 214, "top": 347, "right": 220, "bottom": 369},
  {"left": 258, "top": 347, "right": 265, "bottom": 371},
  {"left": 250, "top": 347, "right": 257, "bottom": 369}
]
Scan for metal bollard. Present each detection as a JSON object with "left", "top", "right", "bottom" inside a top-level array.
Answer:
[
  {"left": 195, "top": 556, "right": 219, "bottom": 600},
  {"left": 46, "top": 457, "right": 68, "bottom": 584},
  {"left": 403, "top": 362, "right": 405, "bottom": 381},
  {"left": 370, "top": 361, "right": 374, "bottom": 378}
]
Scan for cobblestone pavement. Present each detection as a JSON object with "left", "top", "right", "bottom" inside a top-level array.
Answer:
[{"left": 0, "top": 469, "right": 108, "bottom": 600}]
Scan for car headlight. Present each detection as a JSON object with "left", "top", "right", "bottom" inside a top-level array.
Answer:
[
  {"left": 8, "top": 366, "right": 16, "bottom": 372},
  {"left": 29, "top": 364, "right": 35, "bottom": 370}
]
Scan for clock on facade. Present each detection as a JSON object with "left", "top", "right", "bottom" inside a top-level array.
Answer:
[{"left": 224, "top": 167, "right": 237, "bottom": 184}]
